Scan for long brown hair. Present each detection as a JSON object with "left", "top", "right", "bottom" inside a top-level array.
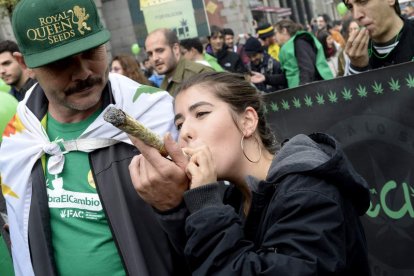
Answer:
[
  {"left": 111, "top": 54, "right": 152, "bottom": 85},
  {"left": 274, "top": 19, "right": 304, "bottom": 37}
]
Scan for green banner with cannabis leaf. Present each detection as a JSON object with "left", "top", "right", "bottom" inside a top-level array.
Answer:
[{"left": 265, "top": 61, "right": 414, "bottom": 276}]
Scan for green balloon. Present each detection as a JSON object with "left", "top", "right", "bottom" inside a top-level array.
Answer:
[
  {"left": 131, "top": 43, "right": 141, "bottom": 55},
  {"left": 0, "top": 93, "right": 18, "bottom": 142},
  {"left": 337, "top": 2, "right": 348, "bottom": 16},
  {"left": 0, "top": 78, "right": 11, "bottom": 93}
]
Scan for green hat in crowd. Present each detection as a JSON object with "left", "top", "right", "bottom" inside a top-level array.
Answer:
[{"left": 12, "top": 0, "right": 111, "bottom": 68}]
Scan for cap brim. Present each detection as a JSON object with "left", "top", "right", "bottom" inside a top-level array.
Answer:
[
  {"left": 24, "top": 29, "right": 111, "bottom": 68},
  {"left": 259, "top": 33, "right": 274, "bottom": 39}
]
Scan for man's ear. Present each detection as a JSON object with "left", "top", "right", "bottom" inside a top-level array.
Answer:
[
  {"left": 240, "top": 106, "right": 259, "bottom": 137},
  {"left": 13, "top": 52, "right": 28, "bottom": 70},
  {"left": 172, "top": 43, "right": 181, "bottom": 60},
  {"left": 190, "top": 48, "right": 199, "bottom": 59}
]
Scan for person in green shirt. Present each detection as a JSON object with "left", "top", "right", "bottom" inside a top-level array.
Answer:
[
  {"left": 180, "top": 37, "right": 224, "bottom": 72},
  {"left": 275, "top": 19, "right": 333, "bottom": 88}
]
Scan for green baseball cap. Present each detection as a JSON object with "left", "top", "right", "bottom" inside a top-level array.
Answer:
[{"left": 12, "top": 0, "right": 111, "bottom": 68}]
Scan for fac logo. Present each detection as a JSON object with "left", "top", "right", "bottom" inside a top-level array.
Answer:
[
  {"left": 60, "top": 210, "right": 67, "bottom": 218},
  {"left": 60, "top": 209, "right": 85, "bottom": 219}
]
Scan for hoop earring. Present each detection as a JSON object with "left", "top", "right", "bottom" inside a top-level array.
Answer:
[{"left": 240, "top": 135, "right": 262, "bottom": 163}]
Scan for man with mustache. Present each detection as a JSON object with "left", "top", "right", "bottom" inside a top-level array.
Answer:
[
  {"left": 0, "top": 0, "right": 189, "bottom": 275},
  {"left": 145, "top": 28, "right": 213, "bottom": 95},
  {"left": 344, "top": 0, "right": 414, "bottom": 74}
]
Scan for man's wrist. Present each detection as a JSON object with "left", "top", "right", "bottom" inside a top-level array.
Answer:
[
  {"left": 349, "top": 63, "right": 370, "bottom": 74},
  {"left": 153, "top": 200, "right": 186, "bottom": 214}
]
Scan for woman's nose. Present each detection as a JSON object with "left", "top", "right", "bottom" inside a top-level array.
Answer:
[{"left": 179, "top": 123, "right": 193, "bottom": 144}]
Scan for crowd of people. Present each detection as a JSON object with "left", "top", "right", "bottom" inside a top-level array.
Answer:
[
  {"left": 105, "top": 0, "right": 412, "bottom": 94},
  {"left": 0, "top": 0, "right": 413, "bottom": 275}
]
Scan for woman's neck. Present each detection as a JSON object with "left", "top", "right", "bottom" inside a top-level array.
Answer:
[
  {"left": 231, "top": 150, "right": 274, "bottom": 186},
  {"left": 250, "top": 151, "right": 274, "bottom": 180}
]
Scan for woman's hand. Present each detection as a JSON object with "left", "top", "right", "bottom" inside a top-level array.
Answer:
[
  {"left": 183, "top": 145, "right": 217, "bottom": 189},
  {"left": 129, "top": 133, "right": 190, "bottom": 211}
]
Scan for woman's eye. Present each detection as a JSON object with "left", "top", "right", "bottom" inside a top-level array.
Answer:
[
  {"left": 175, "top": 123, "right": 182, "bottom": 131},
  {"left": 195, "top": 111, "right": 210, "bottom": 118}
]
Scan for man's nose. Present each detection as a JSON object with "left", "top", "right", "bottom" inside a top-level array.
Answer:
[
  {"left": 352, "top": 5, "right": 364, "bottom": 20},
  {"left": 70, "top": 55, "right": 91, "bottom": 81}
]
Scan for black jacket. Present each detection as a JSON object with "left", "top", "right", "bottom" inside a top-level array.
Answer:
[
  {"left": 250, "top": 52, "right": 287, "bottom": 92},
  {"left": 26, "top": 83, "right": 189, "bottom": 276},
  {"left": 208, "top": 45, "right": 247, "bottom": 74},
  {"left": 9, "top": 78, "right": 37, "bottom": 101},
  {"left": 350, "top": 18, "right": 414, "bottom": 73},
  {"left": 294, "top": 35, "right": 324, "bottom": 85},
  {"left": 159, "top": 133, "right": 371, "bottom": 275}
]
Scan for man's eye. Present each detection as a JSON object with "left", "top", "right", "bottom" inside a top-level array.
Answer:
[
  {"left": 49, "top": 57, "right": 71, "bottom": 69},
  {"left": 344, "top": 1, "right": 352, "bottom": 9}
]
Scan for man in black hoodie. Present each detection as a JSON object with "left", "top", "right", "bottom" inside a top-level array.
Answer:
[
  {"left": 206, "top": 26, "right": 247, "bottom": 74},
  {"left": 344, "top": 0, "right": 414, "bottom": 74}
]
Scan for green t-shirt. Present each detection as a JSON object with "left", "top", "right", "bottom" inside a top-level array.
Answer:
[{"left": 45, "top": 111, "right": 125, "bottom": 276}]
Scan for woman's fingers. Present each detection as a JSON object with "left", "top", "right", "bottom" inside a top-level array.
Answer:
[{"left": 184, "top": 146, "right": 217, "bottom": 188}]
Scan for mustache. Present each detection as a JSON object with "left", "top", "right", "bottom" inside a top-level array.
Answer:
[{"left": 64, "top": 76, "right": 103, "bottom": 95}]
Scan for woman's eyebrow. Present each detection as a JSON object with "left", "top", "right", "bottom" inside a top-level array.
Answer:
[
  {"left": 174, "top": 101, "right": 213, "bottom": 123},
  {"left": 189, "top": 101, "right": 214, "bottom": 112}
]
